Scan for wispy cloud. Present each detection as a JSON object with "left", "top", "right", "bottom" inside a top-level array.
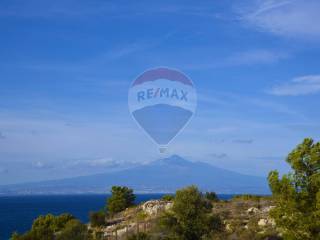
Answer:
[
  {"left": 268, "top": 75, "right": 320, "bottom": 96},
  {"left": 200, "top": 90, "right": 299, "bottom": 116},
  {"left": 17, "top": 32, "right": 171, "bottom": 79},
  {"left": 238, "top": 0, "right": 320, "bottom": 39},
  {"left": 80, "top": 157, "right": 114, "bottom": 167},
  {"left": 248, "top": 97, "right": 297, "bottom": 115},
  {"left": 233, "top": 139, "right": 254, "bottom": 144},
  {"left": 226, "top": 49, "right": 288, "bottom": 65},
  {"left": 209, "top": 153, "right": 228, "bottom": 159},
  {"left": 182, "top": 48, "right": 289, "bottom": 71},
  {"left": 207, "top": 127, "right": 238, "bottom": 134},
  {"left": 32, "top": 161, "right": 53, "bottom": 169},
  {"left": 284, "top": 123, "right": 320, "bottom": 132}
]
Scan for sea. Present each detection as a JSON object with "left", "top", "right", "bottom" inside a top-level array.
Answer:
[{"left": 0, "top": 194, "right": 233, "bottom": 240}]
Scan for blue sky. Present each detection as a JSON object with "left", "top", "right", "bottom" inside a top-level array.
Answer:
[{"left": 1, "top": 0, "right": 320, "bottom": 184}]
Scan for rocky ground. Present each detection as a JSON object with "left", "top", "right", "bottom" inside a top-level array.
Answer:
[
  {"left": 90, "top": 197, "right": 280, "bottom": 240},
  {"left": 211, "top": 197, "right": 279, "bottom": 239},
  {"left": 90, "top": 200, "right": 173, "bottom": 239}
]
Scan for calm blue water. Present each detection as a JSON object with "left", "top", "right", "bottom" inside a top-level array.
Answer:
[{"left": 0, "top": 194, "right": 233, "bottom": 240}]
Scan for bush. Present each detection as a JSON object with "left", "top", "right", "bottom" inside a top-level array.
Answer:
[
  {"left": 127, "top": 232, "right": 151, "bottom": 240},
  {"left": 205, "top": 191, "right": 219, "bottom": 202},
  {"left": 30, "top": 213, "right": 74, "bottom": 239},
  {"left": 160, "top": 185, "right": 222, "bottom": 240},
  {"left": 89, "top": 210, "right": 106, "bottom": 227},
  {"left": 232, "top": 194, "right": 264, "bottom": 201},
  {"left": 10, "top": 213, "right": 90, "bottom": 240},
  {"left": 107, "top": 186, "right": 136, "bottom": 215},
  {"left": 56, "top": 219, "right": 90, "bottom": 240},
  {"left": 162, "top": 194, "right": 175, "bottom": 201},
  {"left": 206, "top": 214, "right": 224, "bottom": 233}
]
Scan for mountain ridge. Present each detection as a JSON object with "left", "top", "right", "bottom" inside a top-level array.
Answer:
[{"left": 0, "top": 155, "right": 270, "bottom": 195}]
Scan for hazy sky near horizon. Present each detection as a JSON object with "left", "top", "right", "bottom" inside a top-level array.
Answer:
[{"left": 1, "top": 0, "right": 320, "bottom": 184}]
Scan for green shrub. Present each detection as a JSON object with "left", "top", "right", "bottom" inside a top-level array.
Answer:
[
  {"left": 89, "top": 210, "right": 106, "bottom": 227},
  {"left": 127, "top": 232, "right": 151, "bottom": 240},
  {"left": 10, "top": 213, "right": 90, "bottom": 240},
  {"left": 232, "top": 194, "right": 264, "bottom": 201},
  {"left": 205, "top": 191, "right": 219, "bottom": 202},
  {"left": 56, "top": 219, "right": 90, "bottom": 240},
  {"left": 162, "top": 194, "right": 175, "bottom": 201},
  {"left": 107, "top": 186, "right": 136, "bottom": 215},
  {"left": 160, "top": 185, "right": 222, "bottom": 240}
]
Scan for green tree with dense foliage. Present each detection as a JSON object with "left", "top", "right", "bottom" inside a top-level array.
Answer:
[
  {"left": 160, "top": 185, "right": 223, "bottom": 240},
  {"left": 107, "top": 186, "right": 136, "bottom": 215},
  {"left": 32, "top": 213, "right": 74, "bottom": 233},
  {"left": 268, "top": 138, "right": 320, "bottom": 240},
  {"left": 205, "top": 191, "right": 219, "bottom": 202},
  {"left": 162, "top": 194, "right": 175, "bottom": 201},
  {"left": 56, "top": 219, "right": 91, "bottom": 240},
  {"left": 89, "top": 210, "right": 106, "bottom": 227},
  {"left": 10, "top": 213, "right": 90, "bottom": 240}
]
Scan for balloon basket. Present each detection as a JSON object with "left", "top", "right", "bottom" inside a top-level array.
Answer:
[{"left": 159, "top": 146, "right": 167, "bottom": 153}]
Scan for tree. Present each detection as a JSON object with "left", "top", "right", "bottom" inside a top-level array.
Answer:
[
  {"left": 10, "top": 213, "right": 87, "bottom": 240},
  {"left": 27, "top": 213, "right": 75, "bottom": 239},
  {"left": 56, "top": 219, "right": 91, "bottom": 240},
  {"left": 28, "top": 214, "right": 60, "bottom": 240},
  {"left": 162, "top": 194, "right": 175, "bottom": 201},
  {"left": 54, "top": 213, "right": 75, "bottom": 230},
  {"left": 160, "top": 185, "right": 221, "bottom": 240},
  {"left": 89, "top": 210, "right": 106, "bottom": 227},
  {"left": 205, "top": 191, "right": 219, "bottom": 202},
  {"left": 268, "top": 138, "right": 320, "bottom": 240},
  {"left": 107, "top": 186, "right": 136, "bottom": 215},
  {"left": 10, "top": 233, "right": 21, "bottom": 240}
]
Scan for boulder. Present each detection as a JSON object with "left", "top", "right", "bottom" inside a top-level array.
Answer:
[
  {"left": 258, "top": 217, "right": 276, "bottom": 227},
  {"left": 142, "top": 200, "right": 173, "bottom": 216},
  {"left": 247, "top": 207, "right": 260, "bottom": 214},
  {"left": 258, "top": 218, "right": 268, "bottom": 227},
  {"left": 225, "top": 223, "right": 233, "bottom": 232},
  {"left": 262, "top": 206, "right": 275, "bottom": 213}
]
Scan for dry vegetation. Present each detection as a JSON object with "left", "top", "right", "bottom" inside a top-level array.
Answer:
[{"left": 90, "top": 196, "right": 281, "bottom": 240}]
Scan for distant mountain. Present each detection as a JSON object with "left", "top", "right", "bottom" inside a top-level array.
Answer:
[{"left": 0, "top": 155, "right": 269, "bottom": 195}]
